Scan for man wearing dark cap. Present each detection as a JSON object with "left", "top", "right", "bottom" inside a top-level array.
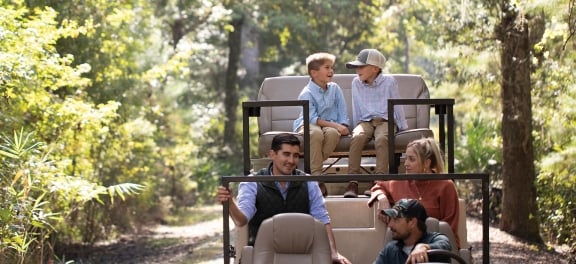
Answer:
[
  {"left": 343, "top": 49, "right": 408, "bottom": 198},
  {"left": 373, "top": 199, "right": 451, "bottom": 264}
]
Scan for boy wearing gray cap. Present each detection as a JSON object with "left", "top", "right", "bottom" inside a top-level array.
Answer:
[
  {"left": 344, "top": 49, "right": 408, "bottom": 198},
  {"left": 374, "top": 198, "right": 451, "bottom": 264}
]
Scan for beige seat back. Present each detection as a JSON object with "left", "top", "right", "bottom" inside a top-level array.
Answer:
[
  {"left": 240, "top": 213, "right": 332, "bottom": 264},
  {"left": 324, "top": 197, "right": 388, "bottom": 264},
  {"left": 391, "top": 74, "right": 433, "bottom": 149},
  {"left": 388, "top": 74, "right": 431, "bottom": 131}
]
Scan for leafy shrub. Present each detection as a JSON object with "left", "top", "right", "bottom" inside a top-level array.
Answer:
[
  {"left": 538, "top": 143, "right": 576, "bottom": 253},
  {"left": 0, "top": 130, "right": 143, "bottom": 263}
]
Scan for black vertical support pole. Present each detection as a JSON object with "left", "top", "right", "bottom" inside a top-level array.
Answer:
[
  {"left": 447, "top": 103, "right": 455, "bottom": 173},
  {"left": 388, "top": 100, "right": 396, "bottom": 174},
  {"left": 303, "top": 102, "right": 310, "bottom": 173},
  {"left": 242, "top": 102, "right": 251, "bottom": 176},
  {"left": 437, "top": 104, "right": 446, "bottom": 156},
  {"left": 482, "top": 174, "right": 490, "bottom": 264},
  {"left": 222, "top": 179, "right": 230, "bottom": 264}
]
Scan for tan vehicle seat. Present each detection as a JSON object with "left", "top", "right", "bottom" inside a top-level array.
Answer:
[{"left": 240, "top": 213, "right": 332, "bottom": 264}]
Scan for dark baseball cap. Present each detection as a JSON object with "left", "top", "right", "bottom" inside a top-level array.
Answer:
[{"left": 381, "top": 198, "right": 428, "bottom": 222}]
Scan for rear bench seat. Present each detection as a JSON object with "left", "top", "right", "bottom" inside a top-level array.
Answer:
[{"left": 255, "top": 74, "right": 434, "bottom": 171}]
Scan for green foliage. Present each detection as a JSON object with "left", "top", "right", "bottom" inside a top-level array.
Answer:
[
  {"left": 538, "top": 143, "right": 576, "bottom": 248},
  {"left": 453, "top": 116, "right": 503, "bottom": 222},
  {"left": 532, "top": 33, "right": 576, "bottom": 249},
  {"left": 455, "top": 116, "right": 502, "bottom": 174},
  {"left": 0, "top": 129, "right": 143, "bottom": 263},
  {"left": 1, "top": 0, "right": 575, "bottom": 260},
  {"left": 368, "top": 0, "right": 574, "bottom": 248},
  {"left": 257, "top": 1, "right": 380, "bottom": 76}
]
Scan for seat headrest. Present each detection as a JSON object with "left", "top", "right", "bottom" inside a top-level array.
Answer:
[
  {"left": 270, "top": 213, "right": 316, "bottom": 253},
  {"left": 251, "top": 213, "right": 333, "bottom": 264}
]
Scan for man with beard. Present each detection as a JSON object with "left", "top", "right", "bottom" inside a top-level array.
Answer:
[{"left": 373, "top": 199, "right": 452, "bottom": 264}]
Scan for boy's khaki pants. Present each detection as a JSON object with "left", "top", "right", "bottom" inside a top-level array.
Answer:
[
  {"left": 299, "top": 124, "right": 340, "bottom": 175},
  {"left": 348, "top": 118, "right": 396, "bottom": 174}
]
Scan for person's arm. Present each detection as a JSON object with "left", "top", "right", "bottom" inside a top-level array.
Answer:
[
  {"left": 316, "top": 119, "right": 349, "bottom": 136},
  {"left": 299, "top": 89, "right": 320, "bottom": 125},
  {"left": 367, "top": 181, "right": 392, "bottom": 208},
  {"left": 334, "top": 84, "right": 351, "bottom": 130},
  {"left": 351, "top": 79, "right": 361, "bottom": 127},
  {"left": 367, "top": 181, "right": 392, "bottom": 224},
  {"left": 216, "top": 186, "right": 247, "bottom": 226},
  {"left": 405, "top": 234, "right": 451, "bottom": 264},
  {"left": 217, "top": 181, "right": 258, "bottom": 227},
  {"left": 426, "top": 234, "right": 452, "bottom": 250},
  {"left": 314, "top": 84, "right": 350, "bottom": 135},
  {"left": 406, "top": 243, "right": 430, "bottom": 264},
  {"left": 307, "top": 182, "right": 350, "bottom": 264},
  {"left": 325, "top": 223, "right": 351, "bottom": 264}
]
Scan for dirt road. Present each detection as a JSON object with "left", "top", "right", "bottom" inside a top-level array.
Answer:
[{"left": 63, "top": 205, "right": 571, "bottom": 263}]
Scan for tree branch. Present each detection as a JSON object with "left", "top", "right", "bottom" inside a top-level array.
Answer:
[{"left": 564, "top": 0, "right": 576, "bottom": 50}]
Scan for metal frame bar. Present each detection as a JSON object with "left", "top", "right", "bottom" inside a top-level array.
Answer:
[
  {"left": 242, "top": 100, "right": 310, "bottom": 175},
  {"left": 231, "top": 100, "right": 310, "bottom": 261},
  {"left": 388, "top": 98, "right": 455, "bottom": 173},
  {"left": 221, "top": 173, "right": 490, "bottom": 264}
]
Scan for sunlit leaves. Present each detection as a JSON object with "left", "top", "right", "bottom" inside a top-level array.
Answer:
[{"left": 0, "top": 6, "right": 91, "bottom": 94}]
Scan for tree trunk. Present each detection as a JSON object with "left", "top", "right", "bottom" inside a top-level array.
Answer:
[
  {"left": 240, "top": 19, "right": 260, "bottom": 98},
  {"left": 496, "top": 1, "right": 542, "bottom": 243},
  {"left": 223, "top": 12, "right": 244, "bottom": 153}
]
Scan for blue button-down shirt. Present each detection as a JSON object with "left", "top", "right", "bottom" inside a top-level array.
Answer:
[
  {"left": 293, "top": 80, "right": 349, "bottom": 132},
  {"left": 351, "top": 74, "right": 408, "bottom": 131}
]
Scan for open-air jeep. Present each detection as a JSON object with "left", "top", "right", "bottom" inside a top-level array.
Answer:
[{"left": 220, "top": 74, "right": 490, "bottom": 264}]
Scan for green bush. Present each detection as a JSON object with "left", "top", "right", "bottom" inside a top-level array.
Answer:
[
  {"left": 538, "top": 143, "right": 576, "bottom": 255},
  {"left": 0, "top": 130, "right": 143, "bottom": 263}
]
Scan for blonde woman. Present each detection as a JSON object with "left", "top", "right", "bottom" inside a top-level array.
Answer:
[{"left": 367, "top": 137, "right": 461, "bottom": 246}]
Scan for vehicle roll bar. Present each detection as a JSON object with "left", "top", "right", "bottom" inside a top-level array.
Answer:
[{"left": 220, "top": 173, "right": 490, "bottom": 264}]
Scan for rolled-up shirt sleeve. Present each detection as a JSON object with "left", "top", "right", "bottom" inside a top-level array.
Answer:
[
  {"left": 236, "top": 181, "right": 257, "bottom": 222},
  {"left": 307, "top": 181, "right": 331, "bottom": 224}
]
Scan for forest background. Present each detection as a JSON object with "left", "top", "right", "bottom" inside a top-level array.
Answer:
[{"left": 0, "top": 0, "right": 575, "bottom": 263}]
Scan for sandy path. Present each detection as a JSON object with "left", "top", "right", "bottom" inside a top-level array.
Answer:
[
  {"left": 159, "top": 207, "right": 570, "bottom": 264},
  {"left": 69, "top": 205, "right": 570, "bottom": 263}
]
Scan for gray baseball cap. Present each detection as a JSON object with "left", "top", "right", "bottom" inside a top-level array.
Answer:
[{"left": 346, "top": 49, "right": 387, "bottom": 69}]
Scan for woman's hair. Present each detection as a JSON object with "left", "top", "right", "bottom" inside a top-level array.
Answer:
[{"left": 406, "top": 137, "right": 445, "bottom": 173}]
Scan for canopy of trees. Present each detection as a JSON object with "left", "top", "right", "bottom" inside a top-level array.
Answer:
[{"left": 0, "top": 0, "right": 574, "bottom": 262}]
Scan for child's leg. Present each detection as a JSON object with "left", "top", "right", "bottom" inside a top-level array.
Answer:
[
  {"left": 321, "top": 126, "right": 340, "bottom": 161},
  {"left": 305, "top": 124, "right": 325, "bottom": 176},
  {"left": 348, "top": 122, "right": 374, "bottom": 174},
  {"left": 373, "top": 122, "right": 396, "bottom": 174}
]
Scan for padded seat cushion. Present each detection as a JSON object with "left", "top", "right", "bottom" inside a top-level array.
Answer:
[{"left": 248, "top": 213, "right": 332, "bottom": 264}]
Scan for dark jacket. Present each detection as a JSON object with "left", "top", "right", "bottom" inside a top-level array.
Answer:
[
  {"left": 247, "top": 164, "right": 309, "bottom": 246},
  {"left": 373, "top": 232, "right": 452, "bottom": 264}
]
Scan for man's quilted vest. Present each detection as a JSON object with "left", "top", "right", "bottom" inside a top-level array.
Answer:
[{"left": 247, "top": 166, "right": 309, "bottom": 246}]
